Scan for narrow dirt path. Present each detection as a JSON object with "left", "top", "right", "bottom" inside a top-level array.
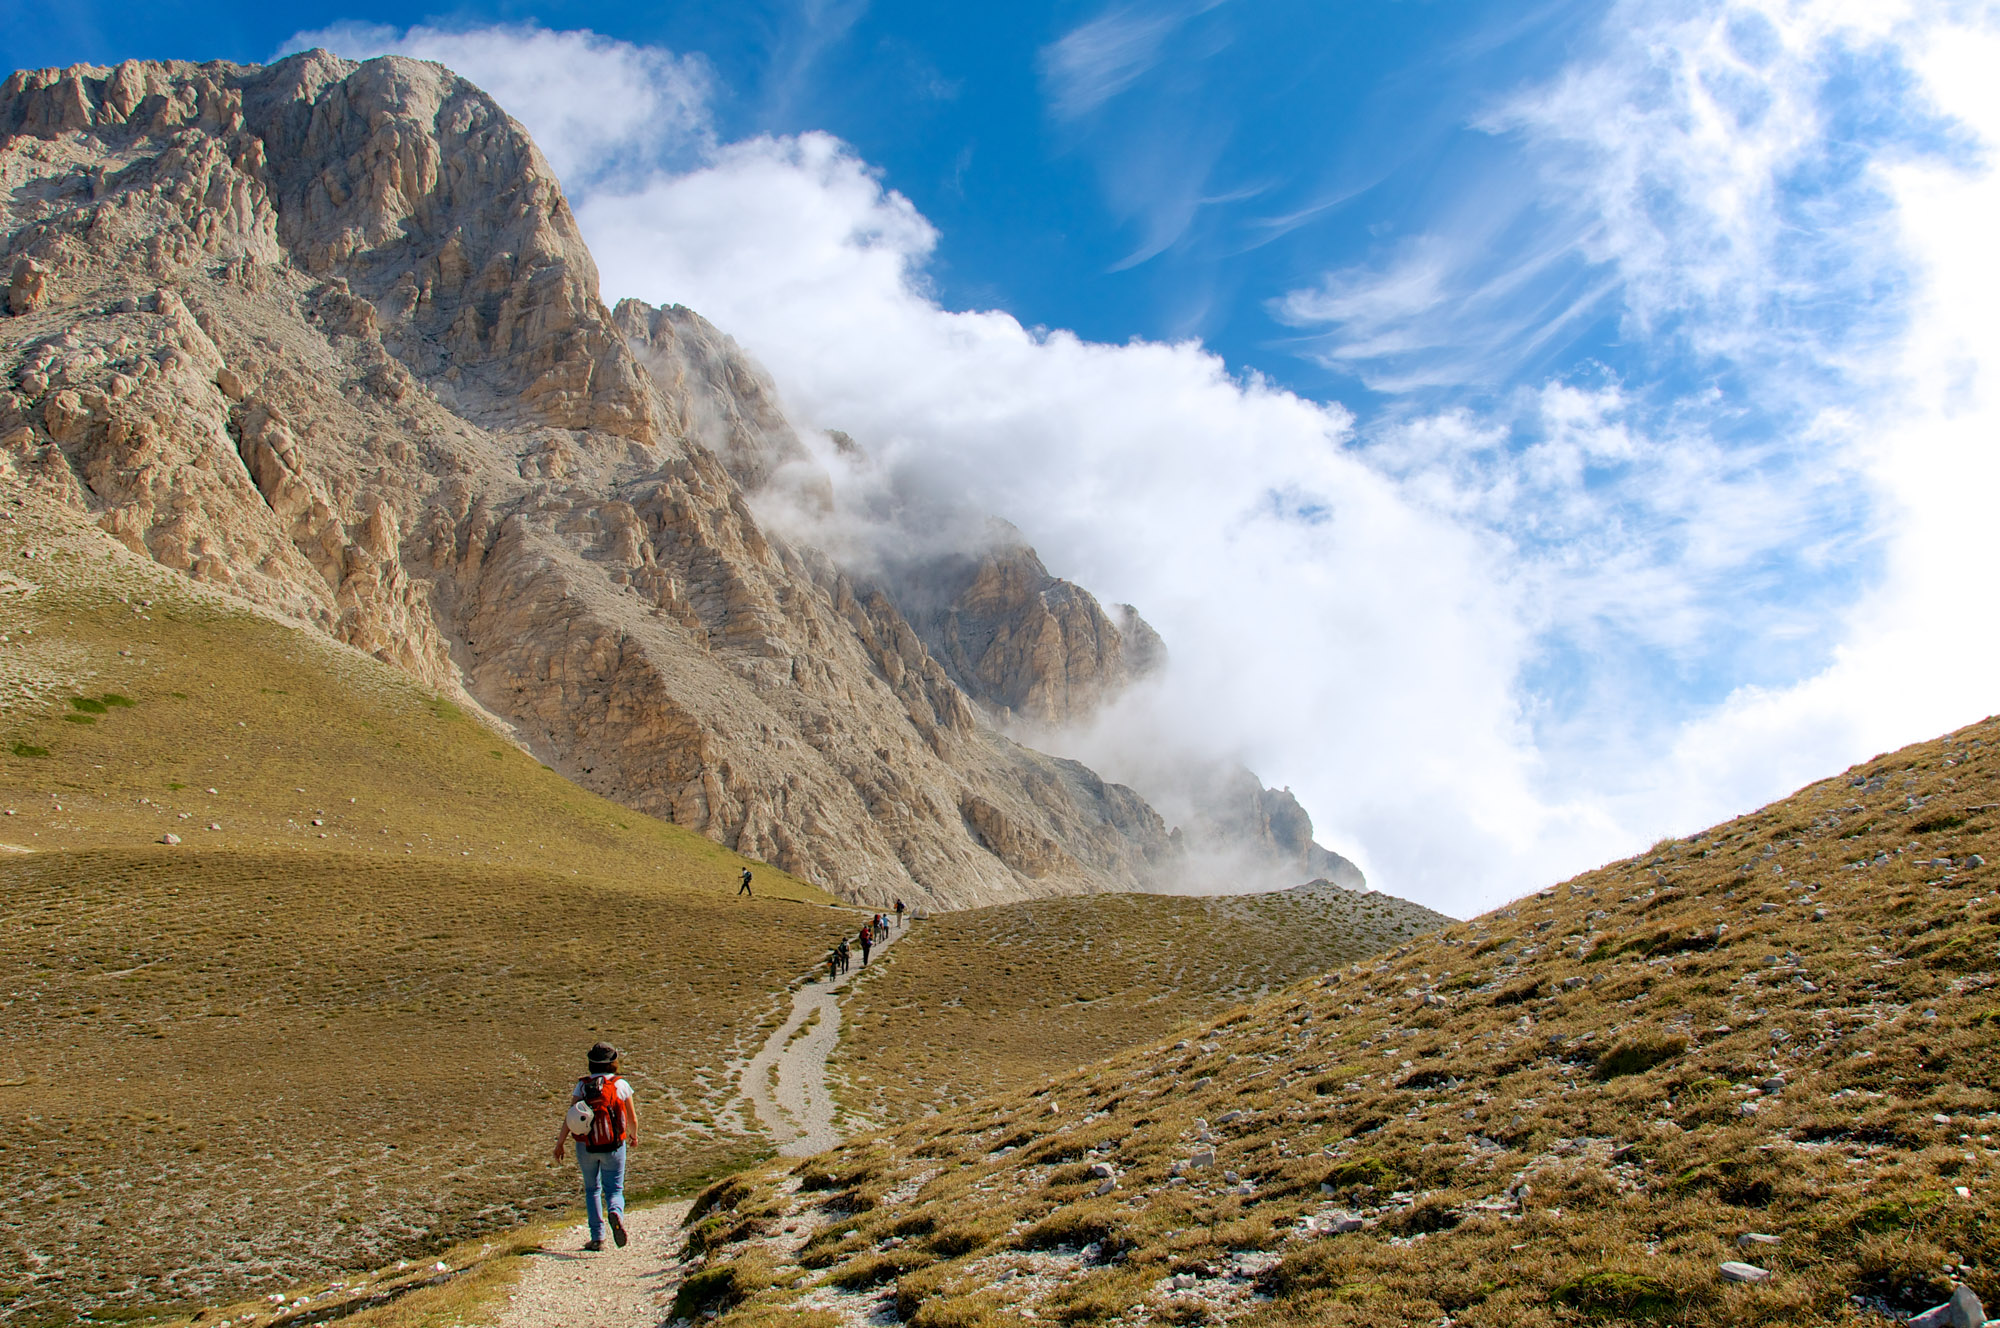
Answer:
[
  {"left": 491, "top": 1200, "right": 691, "bottom": 1328},
  {"left": 491, "top": 920, "right": 909, "bottom": 1327},
  {"left": 741, "top": 916, "right": 908, "bottom": 1158}
]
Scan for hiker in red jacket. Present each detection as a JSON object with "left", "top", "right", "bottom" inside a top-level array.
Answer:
[{"left": 552, "top": 1041, "right": 640, "bottom": 1250}]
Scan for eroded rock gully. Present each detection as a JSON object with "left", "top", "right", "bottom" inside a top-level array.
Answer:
[{"left": 0, "top": 52, "right": 1200, "bottom": 907}]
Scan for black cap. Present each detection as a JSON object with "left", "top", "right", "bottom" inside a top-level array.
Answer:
[{"left": 587, "top": 1041, "right": 620, "bottom": 1069}]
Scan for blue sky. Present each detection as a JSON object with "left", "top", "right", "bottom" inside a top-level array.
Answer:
[{"left": 13, "top": 2, "right": 2000, "bottom": 911}]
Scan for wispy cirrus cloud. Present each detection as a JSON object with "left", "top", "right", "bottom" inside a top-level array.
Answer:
[
  {"left": 1039, "top": 1, "right": 1223, "bottom": 120},
  {"left": 1275, "top": 0, "right": 1997, "bottom": 854},
  {"left": 1278, "top": 1, "right": 1944, "bottom": 403},
  {"left": 1037, "top": 1, "right": 1240, "bottom": 267}
]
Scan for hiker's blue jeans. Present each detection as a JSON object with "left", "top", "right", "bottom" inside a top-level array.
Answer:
[{"left": 575, "top": 1143, "right": 626, "bottom": 1242}]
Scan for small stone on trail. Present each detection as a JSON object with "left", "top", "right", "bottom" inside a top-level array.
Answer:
[
  {"left": 1086, "top": 1162, "right": 1116, "bottom": 1179},
  {"left": 1719, "top": 1261, "right": 1771, "bottom": 1283},
  {"left": 1093, "top": 1178, "right": 1116, "bottom": 1196},
  {"left": 1738, "top": 1233, "right": 1781, "bottom": 1248},
  {"left": 159, "top": 833, "right": 179, "bottom": 845},
  {"left": 1190, "top": 1150, "right": 1215, "bottom": 1170}
]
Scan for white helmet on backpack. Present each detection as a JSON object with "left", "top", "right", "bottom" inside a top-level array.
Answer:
[{"left": 566, "top": 1099, "right": 595, "bottom": 1136}]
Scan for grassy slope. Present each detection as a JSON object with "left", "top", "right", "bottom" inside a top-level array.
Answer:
[
  {"left": 677, "top": 717, "right": 2000, "bottom": 1328},
  {"left": 829, "top": 889, "right": 1449, "bottom": 1127},
  {"left": 0, "top": 495, "right": 854, "bottom": 1323}
]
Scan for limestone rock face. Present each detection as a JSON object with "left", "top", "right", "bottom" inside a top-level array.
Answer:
[
  {"left": 0, "top": 53, "right": 1182, "bottom": 907},
  {"left": 883, "top": 523, "right": 1164, "bottom": 729},
  {"left": 615, "top": 299, "right": 817, "bottom": 494}
]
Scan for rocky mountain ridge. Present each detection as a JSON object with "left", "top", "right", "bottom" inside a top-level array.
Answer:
[{"left": 0, "top": 52, "right": 1358, "bottom": 905}]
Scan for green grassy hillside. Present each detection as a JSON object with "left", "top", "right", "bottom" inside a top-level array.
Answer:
[
  {"left": 0, "top": 494, "right": 853, "bottom": 1323},
  {"left": 829, "top": 888, "right": 1448, "bottom": 1127},
  {"left": 672, "top": 717, "right": 2000, "bottom": 1328}
]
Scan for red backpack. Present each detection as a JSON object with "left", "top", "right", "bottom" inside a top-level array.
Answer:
[{"left": 579, "top": 1074, "right": 627, "bottom": 1148}]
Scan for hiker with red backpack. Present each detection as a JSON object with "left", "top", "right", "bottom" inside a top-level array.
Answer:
[{"left": 552, "top": 1041, "right": 639, "bottom": 1251}]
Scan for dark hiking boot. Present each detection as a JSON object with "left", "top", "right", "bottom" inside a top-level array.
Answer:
[
  {"left": 609, "top": 1211, "right": 628, "bottom": 1248},
  {"left": 583, "top": 1239, "right": 604, "bottom": 1251}
]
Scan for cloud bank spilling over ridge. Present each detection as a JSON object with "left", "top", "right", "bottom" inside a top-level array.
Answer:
[{"left": 279, "top": 4, "right": 2000, "bottom": 915}]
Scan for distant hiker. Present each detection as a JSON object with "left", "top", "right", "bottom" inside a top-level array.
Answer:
[
  {"left": 858, "top": 926, "right": 873, "bottom": 966},
  {"left": 737, "top": 867, "right": 753, "bottom": 897},
  {"left": 837, "top": 938, "right": 851, "bottom": 974},
  {"left": 827, "top": 948, "right": 841, "bottom": 982},
  {"left": 552, "top": 1041, "right": 638, "bottom": 1251},
  {"left": 895, "top": 899, "right": 905, "bottom": 927}
]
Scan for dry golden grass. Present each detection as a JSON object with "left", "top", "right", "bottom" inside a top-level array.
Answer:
[
  {"left": 679, "top": 717, "right": 2000, "bottom": 1328},
  {"left": 829, "top": 888, "right": 1448, "bottom": 1124},
  {"left": 141, "top": 1209, "right": 566, "bottom": 1328},
  {"left": 0, "top": 497, "right": 854, "bottom": 1325}
]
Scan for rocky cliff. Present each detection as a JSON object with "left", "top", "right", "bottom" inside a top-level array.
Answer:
[
  {"left": 0, "top": 53, "right": 1197, "bottom": 907},
  {"left": 876, "top": 521, "right": 1164, "bottom": 728}
]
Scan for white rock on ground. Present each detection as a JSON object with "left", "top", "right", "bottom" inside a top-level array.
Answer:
[{"left": 1908, "top": 1285, "right": 1989, "bottom": 1328}]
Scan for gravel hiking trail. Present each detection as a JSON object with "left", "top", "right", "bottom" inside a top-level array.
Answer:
[
  {"left": 742, "top": 915, "right": 909, "bottom": 1158},
  {"left": 493, "top": 1200, "right": 691, "bottom": 1328},
  {"left": 495, "top": 920, "right": 906, "bottom": 1327}
]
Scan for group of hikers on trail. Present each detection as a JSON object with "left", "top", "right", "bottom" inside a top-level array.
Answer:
[
  {"left": 557, "top": 878, "right": 917, "bottom": 1252},
  {"left": 825, "top": 899, "right": 907, "bottom": 979}
]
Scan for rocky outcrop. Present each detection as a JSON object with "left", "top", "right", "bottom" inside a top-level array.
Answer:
[
  {"left": 880, "top": 524, "right": 1164, "bottom": 729},
  {"left": 614, "top": 299, "right": 817, "bottom": 494},
  {"left": 0, "top": 53, "right": 1186, "bottom": 907}
]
